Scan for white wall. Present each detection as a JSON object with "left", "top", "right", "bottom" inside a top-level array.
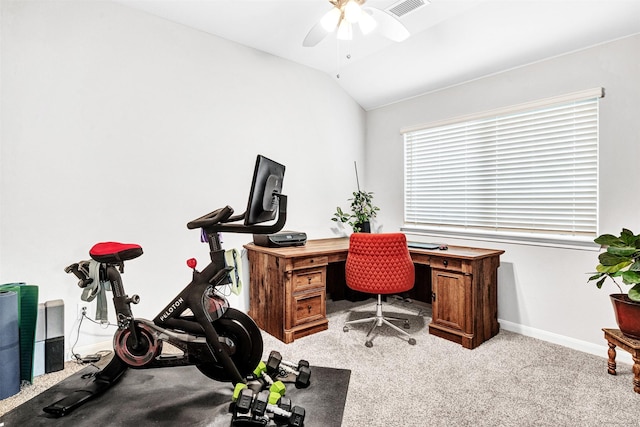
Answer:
[
  {"left": 3, "top": 0, "right": 638, "bottom": 360},
  {"left": 366, "top": 34, "right": 640, "bottom": 354},
  {"left": 0, "top": 0, "right": 365, "bottom": 351}
]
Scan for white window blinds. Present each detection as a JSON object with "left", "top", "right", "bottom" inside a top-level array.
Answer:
[{"left": 403, "top": 88, "right": 602, "bottom": 241}]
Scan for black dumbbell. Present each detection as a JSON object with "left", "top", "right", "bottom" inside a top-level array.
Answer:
[
  {"left": 277, "top": 396, "right": 291, "bottom": 412},
  {"left": 267, "top": 350, "right": 309, "bottom": 372},
  {"left": 252, "top": 390, "right": 270, "bottom": 417},
  {"left": 266, "top": 351, "right": 311, "bottom": 388},
  {"left": 235, "top": 387, "right": 305, "bottom": 427},
  {"left": 230, "top": 387, "right": 269, "bottom": 427},
  {"left": 269, "top": 400, "right": 305, "bottom": 427},
  {"left": 235, "top": 387, "right": 255, "bottom": 414}
]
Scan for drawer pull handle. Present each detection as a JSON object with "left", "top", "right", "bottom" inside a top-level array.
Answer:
[
  {"left": 443, "top": 259, "right": 448, "bottom": 267},
  {"left": 307, "top": 305, "right": 312, "bottom": 313},
  {"left": 308, "top": 277, "right": 312, "bottom": 284}
]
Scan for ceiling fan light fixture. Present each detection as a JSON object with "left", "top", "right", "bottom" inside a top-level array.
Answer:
[
  {"left": 336, "top": 20, "right": 353, "bottom": 40},
  {"left": 304, "top": 0, "right": 411, "bottom": 47},
  {"left": 344, "top": 1, "right": 362, "bottom": 24},
  {"left": 358, "top": 10, "right": 377, "bottom": 35},
  {"left": 320, "top": 7, "right": 341, "bottom": 32}
]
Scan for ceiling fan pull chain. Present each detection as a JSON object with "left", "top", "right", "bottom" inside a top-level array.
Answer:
[
  {"left": 336, "top": 38, "right": 341, "bottom": 78},
  {"left": 336, "top": 39, "right": 354, "bottom": 79}
]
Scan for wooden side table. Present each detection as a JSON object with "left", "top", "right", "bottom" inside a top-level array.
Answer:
[{"left": 602, "top": 328, "right": 640, "bottom": 393}]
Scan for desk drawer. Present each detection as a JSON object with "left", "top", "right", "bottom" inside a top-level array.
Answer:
[
  {"left": 430, "top": 256, "right": 465, "bottom": 272},
  {"left": 292, "top": 291, "right": 325, "bottom": 326},
  {"left": 292, "top": 256, "right": 328, "bottom": 270},
  {"left": 292, "top": 268, "right": 326, "bottom": 292}
]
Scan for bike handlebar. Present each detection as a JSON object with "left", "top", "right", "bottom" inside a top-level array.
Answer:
[
  {"left": 186, "top": 194, "right": 287, "bottom": 235},
  {"left": 64, "top": 262, "right": 93, "bottom": 288},
  {"left": 186, "top": 206, "right": 235, "bottom": 230}
]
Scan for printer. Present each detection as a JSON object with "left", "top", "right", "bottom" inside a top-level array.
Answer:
[{"left": 253, "top": 231, "right": 307, "bottom": 248}]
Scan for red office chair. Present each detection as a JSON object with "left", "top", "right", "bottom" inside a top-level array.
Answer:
[{"left": 343, "top": 232, "right": 416, "bottom": 347}]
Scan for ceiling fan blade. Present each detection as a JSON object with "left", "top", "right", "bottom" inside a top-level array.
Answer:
[
  {"left": 303, "top": 20, "right": 330, "bottom": 47},
  {"left": 366, "top": 7, "right": 410, "bottom": 42}
]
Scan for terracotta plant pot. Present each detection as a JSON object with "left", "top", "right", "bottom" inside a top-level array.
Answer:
[{"left": 610, "top": 293, "right": 640, "bottom": 340}]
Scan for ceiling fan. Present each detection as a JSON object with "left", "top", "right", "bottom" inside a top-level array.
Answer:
[{"left": 303, "top": 0, "right": 411, "bottom": 47}]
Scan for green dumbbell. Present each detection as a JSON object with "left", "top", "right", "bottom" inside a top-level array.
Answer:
[{"left": 253, "top": 360, "right": 287, "bottom": 396}]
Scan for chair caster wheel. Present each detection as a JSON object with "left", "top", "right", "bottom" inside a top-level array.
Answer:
[
  {"left": 343, "top": 326, "right": 349, "bottom": 332},
  {"left": 403, "top": 321, "right": 410, "bottom": 329},
  {"left": 408, "top": 338, "right": 416, "bottom": 345},
  {"left": 365, "top": 341, "right": 373, "bottom": 348}
]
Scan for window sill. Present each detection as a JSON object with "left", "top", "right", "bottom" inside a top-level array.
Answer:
[{"left": 401, "top": 226, "right": 600, "bottom": 251}]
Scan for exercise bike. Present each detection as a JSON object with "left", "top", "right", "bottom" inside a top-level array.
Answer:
[{"left": 44, "top": 155, "right": 287, "bottom": 417}]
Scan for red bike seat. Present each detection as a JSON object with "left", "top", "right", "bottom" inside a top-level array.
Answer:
[{"left": 90, "top": 242, "right": 143, "bottom": 263}]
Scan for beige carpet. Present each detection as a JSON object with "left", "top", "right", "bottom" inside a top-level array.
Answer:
[{"left": 0, "top": 361, "right": 85, "bottom": 417}]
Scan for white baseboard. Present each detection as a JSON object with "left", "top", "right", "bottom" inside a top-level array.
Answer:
[
  {"left": 500, "top": 319, "right": 633, "bottom": 366},
  {"left": 67, "top": 324, "right": 634, "bottom": 368}
]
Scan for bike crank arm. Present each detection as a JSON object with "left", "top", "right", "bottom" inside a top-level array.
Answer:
[{"left": 195, "top": 310, "right": 244, "bottom": 384}]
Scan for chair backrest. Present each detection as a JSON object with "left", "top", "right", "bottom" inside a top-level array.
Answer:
[{"left": 345, "top": 233, "right": 415, "bottom": 295}]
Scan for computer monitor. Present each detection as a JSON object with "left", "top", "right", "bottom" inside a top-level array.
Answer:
[{"left": 245, "top": 155, "right": 285, "bottom": 226}]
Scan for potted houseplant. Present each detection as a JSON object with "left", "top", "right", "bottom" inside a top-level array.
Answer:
[
  {"left": 331, "top": 162, "right": 379, "bottom": 233},
  {"left": 588, "top": 228, "right": 640, "bottom": 339},
  {"left": 332, "top": 190, "right": 379, "bottom": 233}
]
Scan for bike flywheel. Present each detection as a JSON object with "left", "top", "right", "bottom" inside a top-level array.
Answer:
[{"left": 196, "top": 308, "right": 263, "bottom": 382}]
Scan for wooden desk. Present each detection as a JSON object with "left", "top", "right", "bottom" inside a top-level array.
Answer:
[{"left": 244, "top": 238, "right": 504, "bottom": 349}]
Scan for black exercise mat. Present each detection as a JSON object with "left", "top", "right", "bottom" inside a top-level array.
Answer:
[{"left": 1, "top": 364, "right": 350, "bottom": 426}]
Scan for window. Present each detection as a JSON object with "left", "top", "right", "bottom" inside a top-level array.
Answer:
[{"left": 402, "top": 88, "right": 603, "bottom": 245}]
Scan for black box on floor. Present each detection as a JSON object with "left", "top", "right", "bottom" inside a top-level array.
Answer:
[
  {"left": 44, "top": 299, "right": 65, "bottom": 373},
  {"left": 45, "top": 336, "right": 64, "bottom": 373}
]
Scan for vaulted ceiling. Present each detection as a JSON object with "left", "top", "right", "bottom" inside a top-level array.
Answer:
[{"left": 116, "top": 0, "right": 640, "bottom": 110}]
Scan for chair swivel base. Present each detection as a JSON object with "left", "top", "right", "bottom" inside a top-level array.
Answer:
[{"left": 343, "top": 295, "right": 417, "bottom": 347}]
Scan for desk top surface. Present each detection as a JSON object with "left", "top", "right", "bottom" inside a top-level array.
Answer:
[{"left": 244, "top": 237, "right": 504, "bottom": 260}]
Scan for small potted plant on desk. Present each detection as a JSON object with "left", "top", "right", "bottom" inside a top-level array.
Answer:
[
  {"left": 588, "top": 228, "right": 640, "bottom": 339},
  {"left": 331, "top": 161, "right": 379, "bottom": 233},
  {"left": 332, "top": 190, "right": 379, "bottom": 233}
]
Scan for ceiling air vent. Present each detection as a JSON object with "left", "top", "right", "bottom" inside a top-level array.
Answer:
[{"left": 387, "top": 0, "right": 427, "bottom": 18}]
